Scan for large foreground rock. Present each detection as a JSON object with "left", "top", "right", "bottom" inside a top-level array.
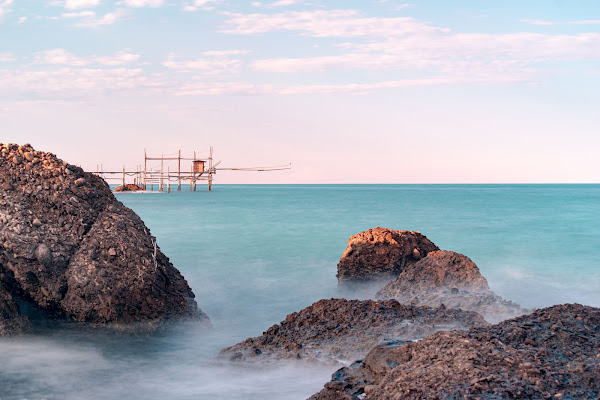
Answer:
[
  {"left": 0, "top": 143, "right": 207, "bottom": 333},
  {"left": 218, "top": 298, "right": 487, "bottom": 365},
  {"left": 310, "top": 303, "right": 600, "bottom": 400},
  {"left": 337, "top": 228, "right": 439, "bottom": 283},
  {"left": 377, "top": 250, "right": 526, "bottom": 323}
]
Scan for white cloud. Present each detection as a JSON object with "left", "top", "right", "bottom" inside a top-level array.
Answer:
[
  {"left": 163, "top": 51, "right": 249, "bottom": 74},
  {"left": 75, "top": 8, "right": 128, "bottom": 27},
  {"left": 0, "top": 53, "right": 15, "bottom": 62},
  {"left": 0, "top": 0, "right": 13, "bottom": 20},
  {"left": 182, "top": 0, "right": 220, "bottom": 12},
  {"left": 17, "top": 16, "right": 27, "bottom": 23},
  {"left": 174, "top": 75, "right": 525, "bottom": 96},
  {"left": 62, "top": 11, "right": 95, "bottom": 18},
  {"left": 0, "top": 67, "right": 161, "bottom": 96},
  {"left": 123, "top": 0, "right": 164, "bottom": 7},
  {"left": 230, "top": 9, "right": 600, "bottom": 84},
  {"left": 34, "top": 49, "right": 140, "bottom": 67},
  {"left": 522, "top": 19, "right": 600, "bottom": 26},
  {"left": 220, "top": 9, "right": 446, "bottom": 36},
  {"left": 64, "top": 0, "right": 100, "bottom": 10}
]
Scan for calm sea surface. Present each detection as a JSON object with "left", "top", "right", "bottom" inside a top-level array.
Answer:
[{"left": 1, "top": 184, "right": 599, "bottom": 399}]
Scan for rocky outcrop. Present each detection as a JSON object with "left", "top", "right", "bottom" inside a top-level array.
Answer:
[
  {"left": 218, "top": 298, "right": 487, "bottom": 365},
  {"left": 311, "top": 304, "right": 600, "bottom": 400},
  {"left": 377, "top": 250, "right": 526, "bottom": 323},
  {"left": 0, "top": 143, "right": 207, "bottom": 333},
  {"left": 337, "top": 228, "right": 439, "bottom": 283},
  {"left": 115, "top": 184, "right": 142, "bottom": 192}
]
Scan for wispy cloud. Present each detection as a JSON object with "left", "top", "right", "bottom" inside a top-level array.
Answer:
[
  {"left": 122, "top": 0, "right": 164, "bottom": 8},
  {"left": 522, "top": 19, "right": 600, "bottom": 26},
  {"left": 0, "top": 67, "right": 162, "bottom": 96},
  {"left": 17, "top": 16, "right": 27, "bottom": 23},
  {"left": 0, "top": 0, "right": 12, "bottom": 20},
  {"left": 220, "top": 9, "right": 446, "bottom": 36},
  {"left": 62, "top": 11, "right": 95, "bottom": 18},
  {"left": 163, "top": 51, "right": 249, "bottom": 74},
  {"left": 174, "top": 75, "right": 527, "bottom": 96},
  {"left": 182, "top": 0, "right": 221, "bottom": 12},
  {"left": 64, "top": 0, "right": 100, "bottom": 10},
  {"left": 33, "top": 48, "right": 140, "bottom": 66},
  {"left": 74, "top": 8, "right": 129, "bottom": 27},
  {"left": 0, "top": 53, "right": 15, "bottom": 62}
]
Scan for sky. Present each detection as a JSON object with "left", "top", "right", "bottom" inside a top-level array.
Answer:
[{"left": 1, "top": 0, "right": 599, "bottom": 183}]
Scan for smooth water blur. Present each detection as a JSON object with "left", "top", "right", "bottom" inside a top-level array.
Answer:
[{"left": 1, "top": 184, "right": 599, "bottom": 399}]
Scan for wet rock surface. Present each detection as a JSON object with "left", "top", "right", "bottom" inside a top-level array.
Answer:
[
  {"left": 0, "top": 143, "right": 207, "bottom": 334},
  {"left": 219, "top": 298, "right": 487, "bottom": 366},
  {"left": 115, "top": 184, "right": 142, "bottom": 192},
  {"left": 377, "top": 250, "right": 527, "bottom": 323},
  {"left": 311, "top": 303, "right": 600, "bottom": 400},
  {"left": 337, "top": 227, "right": 439, "bottom": 283}
]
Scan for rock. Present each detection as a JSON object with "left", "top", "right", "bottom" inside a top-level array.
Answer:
[
  {"left": 0, "top": 143, "right": 208, "bottom": 334},
  {"left": 337, "top": 227, "right": 439, "bottom": 283},
  {"left": 23, "top": 152, "right": 35, "bottom": 162},
  {"left": 377, "top": 251, "right": 527, "bottom": 323},
  {"left": 218, "top": 298, "right": 487, "bottom": 366},
  {"left": 0, "top": 285, "right": 32, "bottom": 335},
  {"left": 115, "top": 184, "right": 142, "bottom": 192},
  {"left": 310, "top": 304, "right": 600, "bottom": 400},
  {"left": 34, "top": 244, "right": 53, "bottom": 267}
]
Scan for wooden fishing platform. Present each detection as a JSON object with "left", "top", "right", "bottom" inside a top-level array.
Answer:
[{"left": 92, "top": 147, "right": 290, "bottom": 192}]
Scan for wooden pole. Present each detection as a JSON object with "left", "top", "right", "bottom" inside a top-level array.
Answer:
[
  {"left": 208, "top": 146, "right": 213, "bottom": 192},
  {"left": 168, "top": 166, "right": 171, "bottom": 193},
  {"left": 178, "top": 150, "right": 181, "bottom": 191},
  {"left": 122, "top": 166, "right": 125, "bottom": 187},
  {"left": 144, "top": 149, "right": 147, "bottom": 190},
  {"left": 160, "top": 153, "right": 164, "bottom": 192}
]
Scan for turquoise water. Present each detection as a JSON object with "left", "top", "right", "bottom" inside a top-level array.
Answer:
[{"left": 1, "top": 184, "right": 599, "bottom": 399}]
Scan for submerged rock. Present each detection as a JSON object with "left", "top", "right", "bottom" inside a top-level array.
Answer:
[
  {"left": 377, "top": 250, "right": 526, "bottom": 323},
  {"left": 218, "top": 298, "right": 487, "bottom": 366},
  {"left": 312, "top": 304, "right": 600, "bottom": 400},
  {"left": 0, "top": 143, "right": 207, "bottom": 334},
  {"left": 337, "top": 227, "right": 439, "bottom": 283}
]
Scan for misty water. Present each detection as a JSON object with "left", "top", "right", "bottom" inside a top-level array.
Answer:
[{"left": 2, "top": 184, "right": 599, "bottom": 400}]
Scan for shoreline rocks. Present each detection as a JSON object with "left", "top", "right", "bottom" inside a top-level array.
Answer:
[
  {"left": 311, "top": 303, "right": 600, "bottom": 400},
  {"left": 337, "top": 228, "right": 439, "bottom": 283},
  {"left": 218, "top": 298, "right": 487, "bottom": 366},
  {"left": 0, "top": 143, "right": 208, "bottom": 334},
  {"left": 377, "top": 250, "right": 527, "bottom": 323}
]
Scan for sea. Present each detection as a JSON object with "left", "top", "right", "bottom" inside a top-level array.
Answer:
[{"left": 1, "top": 184, "right": 599, "bottom": 400}]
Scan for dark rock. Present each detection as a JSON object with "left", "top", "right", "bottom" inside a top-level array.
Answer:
[
  {"left": 0, "top": 285, "right": 31, "bottom": 335},
  {"left": 115, "top": 184, "right": 142, "bottom": 192},
  {"left": 218, "top": 298, "right": 487, "bottom": 366},
  {"left": 337, "top": 227, "right": 439, "bottom": 283},
  {"left": 34, "top": 244, "right": 52, "bottom": 267},
  {"left": 377, "top": 251, "right": 527, "bottom": 323},
  {"left": 0, "top": 143, "right": 208, "bottom": 334},
  {"left": 310, "top": 304, "right": 600, "bottom": 400}
]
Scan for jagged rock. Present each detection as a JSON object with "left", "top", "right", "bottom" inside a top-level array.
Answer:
[
  {"left": 377, "top": 250, "right": 527, "bottom": 323},
  {"left": 337, "top": 227, "right": 439, "bottom": 283},
  {"left": 218, "top": 298, "right": 487, "bottom": 366},
  {"left": 0, "top": 143, "right": 208, "bottom": 333},
  {"left": 312, "top": 304, "right": 600, "bottom": 400}
]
